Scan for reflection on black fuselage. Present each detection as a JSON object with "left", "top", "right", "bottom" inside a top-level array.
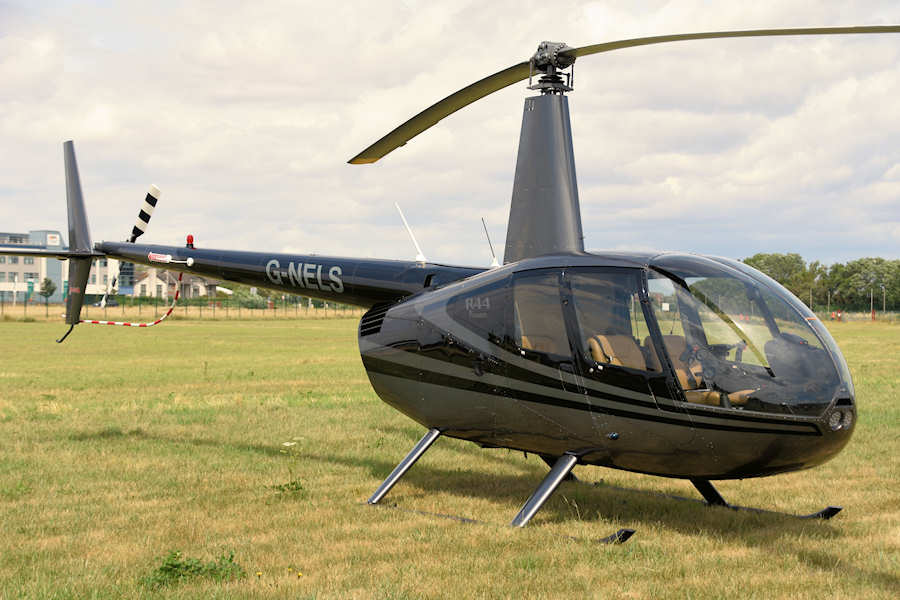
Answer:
[{"left": 359, "top": 253, "right": 856, "bottom": 480}]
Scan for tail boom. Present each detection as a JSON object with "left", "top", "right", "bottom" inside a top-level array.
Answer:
[{"left": 98, "top": 241, "right": 482, "bottom": 308}]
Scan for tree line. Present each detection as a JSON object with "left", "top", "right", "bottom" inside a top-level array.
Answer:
[{"left": 742, "top": 253, "right": 897, "bottom": 312}]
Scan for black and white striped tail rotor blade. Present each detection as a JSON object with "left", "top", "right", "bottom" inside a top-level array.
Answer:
[{"left": 129, "top": 184, "right": 160, "bottom": 242}]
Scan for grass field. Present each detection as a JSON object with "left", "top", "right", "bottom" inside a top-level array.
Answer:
[{"left": 0, "top": 318, "right": 897, "bottom": 599}]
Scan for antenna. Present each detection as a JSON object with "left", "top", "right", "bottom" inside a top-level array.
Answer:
[
  {"left": 482, "top": 218, "right": 500, "bottom": 268},
  {"left": 395, "top": 203, "right": 427, "bottom": 264}
]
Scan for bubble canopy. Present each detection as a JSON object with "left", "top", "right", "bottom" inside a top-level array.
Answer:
[{"left": 646, "top": 254, "right": 854, "bottom": 417}]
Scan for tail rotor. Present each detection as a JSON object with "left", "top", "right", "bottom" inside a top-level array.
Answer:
[{"left": 129, "top": 185, "right": 160, "bottom": 243}]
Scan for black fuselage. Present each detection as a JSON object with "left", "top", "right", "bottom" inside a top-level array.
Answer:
[{"left": 359, "top": 252, "right": 855, "bottom": 480}]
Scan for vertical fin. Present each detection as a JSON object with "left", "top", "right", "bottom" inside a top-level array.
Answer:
[
  {"left": 61, "top": 141, "right": 94, "bottom": 329},
  {"left": 64, "top": 141, "right": 92, "bottom": 253}
]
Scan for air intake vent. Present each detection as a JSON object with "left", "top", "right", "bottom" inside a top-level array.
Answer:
[
  {"left": 835, "top": 397, "right": 853, "bottom": 407},
  {"left": 359, "top": 303, "right": 392, "bottom": 336}
]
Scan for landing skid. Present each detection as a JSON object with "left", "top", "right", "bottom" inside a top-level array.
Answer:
[
  {"left": 690, "top": 478, "right": 842, "bottom": 519},
  {"left": 366, "top": 502, "right": 634, "bottom": 545},
  {"left": 584, "top": 478, "right": 841, "bottom": 520},
  {"left": 366, "top": 431, "right": 633, "bottom": 542}
]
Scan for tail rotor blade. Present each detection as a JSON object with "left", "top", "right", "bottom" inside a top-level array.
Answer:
[{"left": 129, "top": 184, "right": 160, "bottom": 242}]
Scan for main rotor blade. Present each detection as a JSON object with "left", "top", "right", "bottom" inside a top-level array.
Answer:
[
  {"left": 348, "top": 61, "right": 529, "bottom": 164},
  {"left": 564, "top": 25, "right": 900, "bottom": 60},
  {"left": 349, "top": 25, "right": 900, "bottom": 164}
]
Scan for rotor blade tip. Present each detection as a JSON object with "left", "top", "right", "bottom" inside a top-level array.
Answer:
[
  {"left": 349, "top": 156, "right": 379, "bottom": 164},
  {"left": 148, "top": 184, "right": 161, "bottom": 198}
]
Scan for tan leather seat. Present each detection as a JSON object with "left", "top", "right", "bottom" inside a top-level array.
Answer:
[
  {"left": 684, "top": 389, "right": 755, "bottom": 406},
  {"left": 643, "top": 335, "right": 757, "bottom": 407},
  {"left": 644, "top": 335, "right": 703, "bottom": 390},
  {"left": 521, "top": 334, "right": 559, "bottom": 354},
  {"left": 725, "top": 389, "right": 755, "bottom": 406},
  {"left": 589, "top": 334, "right": 647, "bottom": 370},
  {"left": 684, "top": 390, "right": 723, "bottom": 405}
]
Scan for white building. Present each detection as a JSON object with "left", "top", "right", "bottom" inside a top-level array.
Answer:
[
  {"left": 133, "top": 268, "right": 218, "bottom": 300},
  {"left": 0, "top": 230, "right": 120, "bottom": 304}
]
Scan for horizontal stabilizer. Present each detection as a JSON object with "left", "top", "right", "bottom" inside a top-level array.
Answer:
[{"left": 0, "top": 248, "right": 103, "bottom": 259}]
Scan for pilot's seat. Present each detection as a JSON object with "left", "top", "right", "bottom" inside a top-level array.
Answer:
[{"left": 644, "top": 335, "right": 754, "bottom": 408}]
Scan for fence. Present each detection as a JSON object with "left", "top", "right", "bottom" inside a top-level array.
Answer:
[
  {"left": 0, "top": 296, "right": 366, "bottom": 322},
  {"left": 816, "top": 311, "right": 900, "bottom": 323}
]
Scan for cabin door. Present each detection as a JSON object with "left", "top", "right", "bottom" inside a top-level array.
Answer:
[{"left": 561, "top": 268, "right": 680, "bottom": 456}]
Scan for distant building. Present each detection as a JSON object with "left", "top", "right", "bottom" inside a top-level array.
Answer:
[
  {"left": 0, "top": 230, "right": 120, "bottom": 303},
  {"left": 133, "top": 268, "right": 218, "bottom": 299}
]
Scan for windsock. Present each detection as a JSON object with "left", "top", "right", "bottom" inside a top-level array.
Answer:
[{"left": 129, "top": 184, "right": 160, "bottom": 242}]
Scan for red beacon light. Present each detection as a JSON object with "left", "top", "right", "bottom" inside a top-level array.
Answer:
[{"left": 186, "top": 234, "right": 195, "bottom": 249}]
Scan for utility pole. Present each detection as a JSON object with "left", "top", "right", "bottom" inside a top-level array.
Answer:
[{"left": 882, "top": 285, "right": 886, "bottom": 312}]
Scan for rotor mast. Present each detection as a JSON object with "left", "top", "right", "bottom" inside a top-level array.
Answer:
[{"left": 503, "top": 42, "right": 584, "bottom": 264}]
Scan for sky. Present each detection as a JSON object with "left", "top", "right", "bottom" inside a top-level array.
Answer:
[{"left": 1, "top": 0, "right": 899, "bottom": 268}]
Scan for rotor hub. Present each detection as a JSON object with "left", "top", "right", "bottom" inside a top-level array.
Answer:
[
  {"left": 528, "top": 41, "right": 575, "bottom": 94},
  {"left": 531, "top": 41, "right": 576, "bottom": 70}
]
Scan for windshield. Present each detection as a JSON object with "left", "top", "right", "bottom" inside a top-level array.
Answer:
[{"left": 647, "top": 254, "right": 851, "bottom": 416}]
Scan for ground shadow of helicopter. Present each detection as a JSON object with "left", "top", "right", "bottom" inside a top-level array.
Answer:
[
  {"left": 62, "top": 424, "right": 900, "bottom": 591},
  {"left": 10, "top": 25, "right": 900, "bottom": 542}
]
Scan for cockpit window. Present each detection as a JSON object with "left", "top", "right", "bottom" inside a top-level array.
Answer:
[
  {"left": 512, "top": 271, "right": 572, "bottom": 364},
  {"left": 446, "top": 275, "right": 510, "bottom": 343},
  {"left": 647, "top": 255, "right": 848, "bottom": 416}
]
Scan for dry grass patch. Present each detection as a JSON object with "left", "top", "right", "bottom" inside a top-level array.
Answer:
[{"left": 0, "top": 319, "right": 897, "bottom": 598}]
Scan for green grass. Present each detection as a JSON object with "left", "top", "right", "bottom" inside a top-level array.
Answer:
[{"left": 0, "top": 318, "right": 898, "bottom": 598}]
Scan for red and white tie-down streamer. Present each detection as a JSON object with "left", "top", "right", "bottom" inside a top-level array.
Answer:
[{"left": 81, "top": 272, "right": 183, "bottom": 328}]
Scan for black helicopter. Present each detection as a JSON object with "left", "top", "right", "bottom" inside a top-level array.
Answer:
[{"left": 4, "top": 26, "right": 895, "bottom": 542}]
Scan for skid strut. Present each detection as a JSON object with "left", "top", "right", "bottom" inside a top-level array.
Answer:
[
  {"left": 690, "top": 478, "right": 842, "bottom": 519},
  {"left": 541, "top": 455, "right": 578, "bottom": 481},
  {"left": 512, "top": 454, "right": 579, "bottom": 527},
  {"left": 367, "top": 428, "right": 441, "bottom": 505},
  {"left": 512, "top": 454, "right": 634, "bottom": 542}
]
